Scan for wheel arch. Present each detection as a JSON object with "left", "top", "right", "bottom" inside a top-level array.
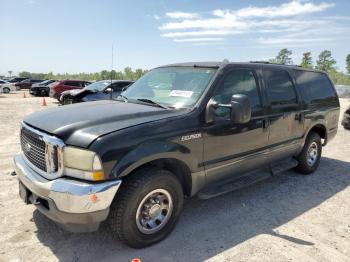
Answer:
[
  {"left": 128, "top": 158, "right": 192, "bottom": 196},
  {"left": 307, "top": 123, "right": 327, "bottom": 145}
]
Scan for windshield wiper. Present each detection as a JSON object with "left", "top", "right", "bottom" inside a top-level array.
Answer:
[
  {"left": 136, "top": 98, "right": 170, "bottom": 109},
  {"left": 117, "top": 94, "right": 129, "bottom": 102}
]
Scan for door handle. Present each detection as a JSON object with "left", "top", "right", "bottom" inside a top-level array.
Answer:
[{"left": 295, "top": 113, "right": 304, "bottom": 122}]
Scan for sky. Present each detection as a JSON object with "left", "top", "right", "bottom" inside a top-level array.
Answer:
[{"left": 0, "top": 0, "right": 350, "bottom": 76}]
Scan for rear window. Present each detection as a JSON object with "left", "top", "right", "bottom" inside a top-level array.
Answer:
[{"left": 295, "top": 71, "right": 336, "bottom": 104}]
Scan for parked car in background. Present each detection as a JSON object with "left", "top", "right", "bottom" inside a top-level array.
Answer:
[
  {"left": 60, "top": 80, "right": 134, "bottom": 105},
  {"left": 0, "top": 79, "right": 8, "bottom": 84},
  {"left": 30, "top": 80, "right": 57, "bottom": 96},
  {"left": 3, "top": 77, "right": 29, "bottom": 91},
  {"left": 0, "top": 82, "right": 17, "bottom": 93},
  {"left": 14, "top": 62, "right": 339, "bottom": 248},
  {"left": 15, "top": 79, "right": 44, "bottom": 89},
  {"left": 341, "top": 105, "right": 350, "bottom": 130},
  {"left": 49, "top": 80, "right": 91, "bottom": 100},
  {"left": 8, "top": 77, "right": 29, "bottom": 83}
]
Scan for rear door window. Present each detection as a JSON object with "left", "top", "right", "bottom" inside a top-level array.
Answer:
[
  {"left": 264, "top": 69, "right": 297, "bottom": 107},
  {"left": 295, "top": 71, "right": 337, "bottom": 105}
]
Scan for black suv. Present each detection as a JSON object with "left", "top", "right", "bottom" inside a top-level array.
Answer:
[{"left": 14, "top": 62, "right": 340, "bottom": 248}]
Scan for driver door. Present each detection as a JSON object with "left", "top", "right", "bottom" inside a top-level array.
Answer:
[{"left": 202, "top": 68, "right": 269, "bottom": 184}]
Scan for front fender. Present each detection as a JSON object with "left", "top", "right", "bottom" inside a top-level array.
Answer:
[{"left": 111, "top": 140, "right": 199, "bottom": 178}]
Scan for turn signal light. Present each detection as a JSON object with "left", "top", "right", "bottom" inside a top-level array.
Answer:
[{"left": 92, "top": 171, "right": 104, "bottom": 181}]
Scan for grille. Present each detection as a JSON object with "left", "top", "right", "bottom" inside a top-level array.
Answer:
[{"left": 21, "top": 127, "right": 47, "bottom": 172}]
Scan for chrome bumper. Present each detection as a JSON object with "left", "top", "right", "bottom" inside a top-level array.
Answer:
[{"left": 14, "top": 154, "right": 121, "bottom": 214}]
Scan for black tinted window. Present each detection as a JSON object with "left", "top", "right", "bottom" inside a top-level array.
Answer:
[
  {"left": 111, "top": 83, "right": 125, "bottom": 91},
  {"left": 65, "top": 81, "right": 81, "bottom": 87},
  {"left": 265, "top": 70, "right": 297, "bottom": 106},
  {"left": 213, "top": 69, "right": 261, "bottom": 118},
  {"left": 295, "top": 71, "right": 336, "bottom": 104}
]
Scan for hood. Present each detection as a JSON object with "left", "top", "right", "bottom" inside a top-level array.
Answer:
[
  {"left": 70, "top": 89, "right": 84, "bottom": 95},
  {"left": 62, "top": 89, "right": 82, "bottom": 96},
  {"left": 23, "top": 100, "right": 187, "bottom": 148}
]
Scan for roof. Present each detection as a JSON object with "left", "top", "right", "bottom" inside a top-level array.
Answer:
[
  {"left": 157, "top": 61, "right": 326, "bottom": 73},
  {"left": 99, "top": 80, "right": 134, "bottom": 83}
]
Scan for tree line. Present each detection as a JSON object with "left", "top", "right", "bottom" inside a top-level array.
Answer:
[
  {"left": 269, "top": 49, "right": 350, "bottom": 85},
  {"left": 16, "top": 67, "right": 149, "bottom": 82},
  {"left": 4, "top": 50, "right": 350, "bottom": 86}
]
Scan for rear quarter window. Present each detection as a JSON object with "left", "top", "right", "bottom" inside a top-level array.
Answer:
[{"left": 295, "top": 71, "right": 338, "bottom": 106}]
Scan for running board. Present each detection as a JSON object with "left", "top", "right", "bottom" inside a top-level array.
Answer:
[
  {"left": 270, "top": 158, "right": 298, "bottom": 175},
  {"left": 198, "top": 169, "right": 271, "bottom": 199},
  {"left": 198, "top": 158, "right": 299, "bottom": 200}
]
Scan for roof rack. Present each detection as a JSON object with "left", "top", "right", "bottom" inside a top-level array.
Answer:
[{"left": 249, "top": 61, "right": 302, "bottom": 68}]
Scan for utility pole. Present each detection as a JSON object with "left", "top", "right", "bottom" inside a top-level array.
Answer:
[{"left": 110, "top": 44, "right": 114, "bottom": 100}]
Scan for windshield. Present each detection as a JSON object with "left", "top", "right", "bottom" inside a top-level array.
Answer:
[
  {"left": 84, "top": 81, "right": 110, "bottom": 91},
  {"left": 39, "top": 80, "right": 50, "bottom": 85},
  {"left": 122, "top": 67, "right": 216, "bottom": 108}
]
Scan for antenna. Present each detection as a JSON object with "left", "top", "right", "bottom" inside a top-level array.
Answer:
[{"left": 111, "top": 44, "right": 114, "bottom": 83}]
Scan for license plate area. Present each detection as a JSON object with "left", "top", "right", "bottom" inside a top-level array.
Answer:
[{"left": 19, "top": 182, "right": 30, "bottom": 204}]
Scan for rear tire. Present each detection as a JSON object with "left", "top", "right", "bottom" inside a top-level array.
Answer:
[
  {"left": 3, "top": 87, "right": 10, "bottom": 93},
  {"left": 294, "top": 132, "right": 322, "bottom": 174},
  {"left": 108, "top": 167, "right": 183, "bottom": 248}
]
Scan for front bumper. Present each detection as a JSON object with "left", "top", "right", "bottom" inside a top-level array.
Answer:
[
  {"left": 14, "top": 154, "right": 121, "bottom": 232},
  {"left": 29, "top": 88, "right": 39, "bottom": 95}
]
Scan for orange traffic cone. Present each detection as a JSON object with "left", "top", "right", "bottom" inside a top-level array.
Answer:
[
  {"left": 41, "top": 98, "right": 47, "bottom": 106},
  {"left": 23, "top": 92, "right": 26, "bottom": 98}
]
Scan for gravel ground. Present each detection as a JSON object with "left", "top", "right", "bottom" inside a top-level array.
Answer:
[{"left": 0, "top": 91, "right": 349, "bottom": 262}]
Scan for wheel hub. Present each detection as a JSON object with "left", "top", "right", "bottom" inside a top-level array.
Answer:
[
  {"left": 149, "top": 204, "right": 161, "bottom": 218},
  {"left": 307, "top": 141, "right": 318, "bottom": 166},
  {"left": 136, "top": 189, "right": 173, "bottom": 234}
]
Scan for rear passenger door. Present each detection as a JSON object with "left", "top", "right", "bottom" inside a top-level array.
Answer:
[{"left": 263, "top": 68, "right": 304, "bottom": 162}]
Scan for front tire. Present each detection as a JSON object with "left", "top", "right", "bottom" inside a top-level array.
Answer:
[
  {"left": 3, "top": 87, "right": 10, "bottom": 93},
  {"left": 108, "top": 167, "right": 184, "bottom": 248},
  {"left": 295, "top": 132, "right": 322, "bottom": 174}
]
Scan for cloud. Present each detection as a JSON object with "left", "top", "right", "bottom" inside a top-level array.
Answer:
[
  {"left": 173, "top": 38, "right": 224, "bottom": 43},
  {"left": 165, "top": 12, "right": 199, "bottom": 19},
  {"left": 161, "top": 30, "right": 244, "bottom": 38},
  {"left": 156, "top": 0, "right": 345, "bottom": 46},
  {"left": 153, "top": 14, "right": 160, "bottom": 21},
  {"left": 234, "top": 1, "right": 334, "bottom": 18}
]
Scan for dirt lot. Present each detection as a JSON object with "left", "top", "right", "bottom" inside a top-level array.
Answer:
[{"left": 0, "top": 91, "right": 349, "bottom": 262}]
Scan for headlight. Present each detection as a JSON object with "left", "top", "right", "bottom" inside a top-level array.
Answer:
[{"left": 63, "top": 146, "right": 104, "bottom": 181}]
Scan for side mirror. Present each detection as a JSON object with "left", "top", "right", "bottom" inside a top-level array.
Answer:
[
  {"left": 205, "top": 94, "right": 251, "bottom": 124},
  {"left": 230, "top": 94, "right": 251, "bottom": 124},
  {"left": 105, "top": 87, "right": 113, "bottom": 93}
]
